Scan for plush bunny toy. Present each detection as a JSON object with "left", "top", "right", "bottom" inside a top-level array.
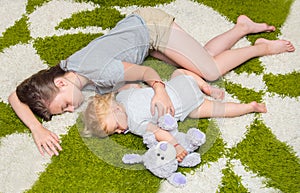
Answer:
[
  {"left": 122, "top": 114, "right": 206, "bottom": 187},
  {"left": 122, "top": 141, "right": 198, "bottom": 187},
  {"left": 143, "top": 113, "right": 206, "bottom": 167}
]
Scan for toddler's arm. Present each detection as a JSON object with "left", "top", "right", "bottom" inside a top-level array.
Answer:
[
  {"left": 146, "top": 123, "right": 187, "bottom": 162},
  {"left": 8, "top": 91, "right": 62, "bottom": 156}
]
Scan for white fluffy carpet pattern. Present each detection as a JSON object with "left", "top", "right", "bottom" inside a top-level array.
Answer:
[{"left": 0, "top": 0, "right": 299, "bottom": 192}]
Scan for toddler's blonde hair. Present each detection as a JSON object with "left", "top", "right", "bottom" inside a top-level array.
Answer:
[{"left": 81, "top": 93, "right": 115, "bottom": 138}]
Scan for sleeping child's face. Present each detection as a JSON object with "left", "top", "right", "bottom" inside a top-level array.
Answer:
[{"left": 102, "top": 104, "right": 128, "bottom": 135}]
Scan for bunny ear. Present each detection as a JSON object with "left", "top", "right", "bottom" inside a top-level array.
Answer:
[{"left": 122, "top": 154, "right": 143, "bottom": 164}]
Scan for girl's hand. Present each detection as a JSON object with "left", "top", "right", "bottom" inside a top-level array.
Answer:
[
  {"left": 8, "top": 92, "right": 62, "bottom": 157},
  {"left": 32, "top": 126, "right": 62, "bottom": 157},
  {"left": 151, "top": 83, "right": 175, "bottom": 117},
  {"left": 122, "top": 62, "right": 175, "bottom": 116}
]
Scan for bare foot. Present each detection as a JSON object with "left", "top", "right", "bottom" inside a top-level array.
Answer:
[
  {"left": 202, "top": 85, "right": 225, "bottom": 100},
  {"left": 250, "top": 101, "right": 267, "bottom": 113},
  {"left": 255, "top": 38, "right": 295, "bottom": 55},
  {"left": 237, "top": 15, "right": 275, "bottom": 34}
]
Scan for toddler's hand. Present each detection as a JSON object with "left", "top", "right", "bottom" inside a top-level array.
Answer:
[
  {"left": 202, "top": 85, "right": 225, "bottom": 100},
  {"left": 174, "top": 144, "right": 188, "bottom": 162}
]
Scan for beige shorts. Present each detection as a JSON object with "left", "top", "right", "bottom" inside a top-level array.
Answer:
[{"left": 133, "top": 7, "right": 175, "bottom": 52}]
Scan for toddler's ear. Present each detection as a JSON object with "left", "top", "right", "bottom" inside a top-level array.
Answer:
[
  {"left": 81, "top": 126, "right": 93, "bottom": 137},
  {"left": 112, "top": 102, "right": 122, "bottom": 112},
  {"left": 113, "top": 104, "right": 120, "bottom": 111},
  {"left": 54, "top": 77, "right": 67, "bottom": 88}
]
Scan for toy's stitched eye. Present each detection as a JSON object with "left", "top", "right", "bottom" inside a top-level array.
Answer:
[
  {"left": 161, "top": 157, "right": 164, "bottom": 160},
  {"left": 157, "top": 153, "right": 160, "bottom": 157}
]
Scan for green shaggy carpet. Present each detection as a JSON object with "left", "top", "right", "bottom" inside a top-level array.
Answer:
[{"left": 0, "top": 0, "right": 299, "bottom": 193}]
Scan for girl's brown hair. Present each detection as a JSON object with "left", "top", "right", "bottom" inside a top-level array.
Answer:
[{"left": 16, "top": 64, "right": 66, "bottom": 121}]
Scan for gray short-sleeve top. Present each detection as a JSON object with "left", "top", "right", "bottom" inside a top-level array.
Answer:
[
  {"left": 116, "top": 75, "right": 204, "bottom": 136},
  {"left": 60, "top": 14, "right": 150, "bottom": 94}
]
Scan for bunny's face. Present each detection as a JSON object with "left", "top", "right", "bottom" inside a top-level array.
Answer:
[{"left": 146, "top": 141, "right": 176, "bottom": 169}]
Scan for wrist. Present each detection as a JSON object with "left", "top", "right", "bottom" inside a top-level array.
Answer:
[
  {"left": 28, "top": 122, "right": 43, "bottom": 132},
  {"left": 173, "top": 143, "right": 180, "bottom": 147},
  {"left": 168, "top": 138, "right": 178, "bottom": 146},
  {"left": 151, "top": 80, "right": 165, "bottom": 89}
]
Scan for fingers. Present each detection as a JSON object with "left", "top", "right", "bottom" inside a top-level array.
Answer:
[
  {"left": 42, "top": 140, "right": 61, "bottom": 157},
  {"left": 168, "top": 106, "right": 175, "bottom": 116},
  {"left": 176, "top": 150, "right": 188, "bottom": 162},
  {"left": 42, "top": 142, "right": 55, "bottom": 157},
  {"left": 48, "top": 139, "right": 61, "bottom": 156},
  {"left": 50, "top": 132, "right": 59, "bottom": 142},
  {"left": 157, "top": 104, "right": 164, "bottom": 117},
  {"left": 37, "top": 144, "right": 45, "bottom": 156},
  {"left": 202, "top": 85, "right": 225, "bottom": 100},
  {"left": 36, "top": 134, "right": 62, "bottom": 157},
  {"left": 151, "top": 91, "right": 176, "bottom": 116},
  {"left": 150, "top": 101, "right": 155, "bottom": 116},
  {"left": 151, "top": 101, "right": 165, "bottom": 117},
  {"left": 152, "top": 101, "right": 175, "bottom": 117},
  {"left": 162, "top": 107, "right": 174, "bottom": 117},
  {"left": 50, "top": 132, "right": 62, "bottom": 151},
  {"left": 175, "top": 145, "right": 188, "bottom": 162},
  {"left": 160, "top": 106, "right": 175, "bottom": 117}
]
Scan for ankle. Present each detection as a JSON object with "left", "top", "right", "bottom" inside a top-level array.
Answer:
[{"left": 253, "top": 42, "right": 268, "bottom": 56}]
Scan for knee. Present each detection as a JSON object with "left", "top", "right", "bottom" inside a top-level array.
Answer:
[
  {"left": 202, "top": 73, "right": 221, "bottom": 82},
  {"left": 172, "top": 68, "right": 221, "bottom": 82}
]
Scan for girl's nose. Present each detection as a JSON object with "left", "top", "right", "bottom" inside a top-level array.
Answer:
[{"left": 66, "top": 106, "right": 75, "bottom": 112}]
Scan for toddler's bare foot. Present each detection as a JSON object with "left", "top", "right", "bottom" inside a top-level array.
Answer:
[
  {"left": 202, "top": 85, "right": 225, "bottom": 100},
  {"left": 237, "top": 15, "right": 275, "bottom": 34},
  {"left": 255, "top": 38, "right": 295, "bottom": 55},
  {"left": 250, "top": 101, "right": 267, "bottom": 113}
]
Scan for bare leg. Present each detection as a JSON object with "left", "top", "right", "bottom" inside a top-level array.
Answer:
[
  {"left": 204, "top": 15, "right": 276, "bottom": 56},
  {"left": 150, "top": 50, "right": 179, "bottom": 67},
  {"left": 215, "top": 38, "right": 295, "bottom": 75},
  {"left": 164, "top": 23, "right": 219, "bottom": 80},
  {"left": 189, "top": 99, "right": 267, "bottom": 118},
  {"left": 171, "top": 69, "right": 224, "bottom": 100},
  {"left": 163, "top": 16, "right": 295, "bottom": 81}
]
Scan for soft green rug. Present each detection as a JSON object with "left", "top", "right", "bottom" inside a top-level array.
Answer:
[{"left": 0, "top": 0, "right": 299, "bottom": 192}]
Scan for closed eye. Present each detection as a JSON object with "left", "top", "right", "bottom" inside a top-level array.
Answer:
[{"left": 62, "top": 104, "right": 69, "bottom": 112}]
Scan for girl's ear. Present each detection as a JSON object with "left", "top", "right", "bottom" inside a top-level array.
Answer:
[{"left": 54, "top": 77, "right": 68, "bottom": 88}]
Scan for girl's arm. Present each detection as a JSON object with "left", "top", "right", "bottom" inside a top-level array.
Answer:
[
  {"left": 122, "top": 61, "right": 175, "bottom": 117},
  {"left": 8, "top": 91, "right": 62, "bottom": 156},
  {"left": 146, "top": 122, "right": 187, "bottom": 162}
]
